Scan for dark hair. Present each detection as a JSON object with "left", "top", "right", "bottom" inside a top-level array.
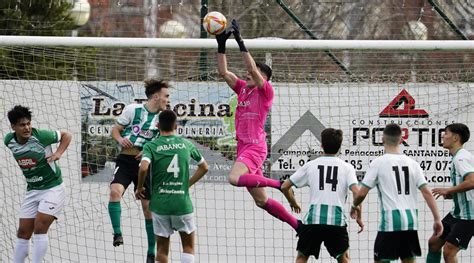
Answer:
[
  {"left": 321, "top": 128, "right": 343, "bottom": 154},
  {"left": 256, "top": 62, "right": 272, "bottom": 81},
  {"left": 383, "top": 123, "right": 402, "bottom": 145},
  {"left": 144, "top": 79, "right": 169, "bottom": 98},
  {"left": 446, "top": 123, "right": 470, "bottom": 144},
  {"left": 158, "top": 109, "right": 177, "bottom": 132},
  {"left": 7, "top": 105, "right": 32, "bottom": 125}
]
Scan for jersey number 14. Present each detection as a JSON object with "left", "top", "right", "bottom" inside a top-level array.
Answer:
[{"left": 317, "top": 165, "right": 339, "bottom": 191}]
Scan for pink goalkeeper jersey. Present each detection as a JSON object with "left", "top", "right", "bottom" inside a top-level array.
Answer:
[{"left": 233, "top": 79, "right": 274, "bottom": 144}]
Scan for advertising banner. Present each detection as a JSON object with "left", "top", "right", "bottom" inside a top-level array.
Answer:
[
  {"left": 81, "top": 81, "right": 237, "bottom": 183},
  {"left": 271, "top": 83, "right": 473, "bottom": 185}
]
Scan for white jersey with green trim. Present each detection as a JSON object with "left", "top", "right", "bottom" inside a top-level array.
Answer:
[
  {"left": 116, "top": 103, "right": 160, "bottom": 148},
  {"left": 449, "top": 148, "right": 474, "bottom": 220},
  {"left": 290, "top": 156, "right": 358, "bottom": 226},
  {"left": 362, "top": 153, "right": 427, "bottom": 232}
]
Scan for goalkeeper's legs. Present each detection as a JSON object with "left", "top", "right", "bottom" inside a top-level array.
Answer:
[
  {"left": 229, "top": 144, "right": 281, "bottom": 189},
  {"left": 247, "top": 187, "right": 299, "bottom": 230},
  {"left": 228, "top": 161, "right": 281, "bottom": 189}
]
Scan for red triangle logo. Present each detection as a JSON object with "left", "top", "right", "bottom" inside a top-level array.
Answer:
[{"left": 379, "top": 89, "right": 428, "bottom": 118}]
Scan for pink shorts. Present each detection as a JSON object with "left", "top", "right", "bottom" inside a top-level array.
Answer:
[{"left": 236, "top": 141, "right": 267, "bottom": 176}]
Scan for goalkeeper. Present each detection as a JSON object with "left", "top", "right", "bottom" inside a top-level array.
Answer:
[{"left": 215, "top": 19, "right": 301, "bottom": 231}]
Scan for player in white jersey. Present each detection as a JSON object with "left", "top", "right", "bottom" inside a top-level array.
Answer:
[
  {"left": 427, "top": 123, "right": 474, "bottom": 263},
  {"left": 107, "top": 79, "right": 170, "bottom": 263},
  {"left": 352, "top": 124, "right": 443, "bottom": 263},
  {"left": 5, "top": 105, "right": 72, "bottom": 263},
  {"left": 281, "top": 128, "right": 364, "bottom": 263}
]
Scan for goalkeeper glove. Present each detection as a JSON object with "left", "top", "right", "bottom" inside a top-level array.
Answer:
[
  {"left": 231, "top": 19, "right": 248, "bottom": 52},
  {"left": 216, "top": 29, "right": 232, "bottom": 54}
]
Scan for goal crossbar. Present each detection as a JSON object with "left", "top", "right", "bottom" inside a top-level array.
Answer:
[{"left": 0, "top": 36, "right": 472, "bottom": 50}]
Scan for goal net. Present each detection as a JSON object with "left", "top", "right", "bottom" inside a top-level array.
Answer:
[{"left": 0, "top": 38, "right": 473, "bottom": 262}]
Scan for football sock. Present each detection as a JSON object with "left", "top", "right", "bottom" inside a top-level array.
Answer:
[
  {"left": 263, "top": 198, "right": 298, "bottom": 229},
  {"left": 108, "top": 201, "right": 122, "bottom": 235},
  {"left": 13, "top": 238, "right": 29, "bottom": 263},
  {"left": 181, "top": 253, "right": 194, "bottom": 263},
  {"left": 31, "top": 234, "right": 48, "bottom": 263},
  {"left": 145, "top": 219, "right": 156, "bottom": 255},
  {"left": 237, "top": 174, "right": 281, "bottom": 189},
  {"left": 426, "top": 251, "right": 442, "bottom": 263}
]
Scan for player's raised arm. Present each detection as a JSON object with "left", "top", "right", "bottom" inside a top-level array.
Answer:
[
  {"left": 216, "top": 28, "right": 238, "bottom": 89},
  {"left": 231, "top": 19, "right": 265, "bottom": 89}
]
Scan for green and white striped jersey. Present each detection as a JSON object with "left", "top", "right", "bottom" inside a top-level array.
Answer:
[
  {"left": 362, "top": 153, "right": 427, "bottom": 232},
  {"left": 117, "top": 104, "right": 160, "bottom": 148},
  {"left": 4, "top": 128, "right": 62, "bottom": 191},
  {"left": 290, "top": 156, "right": 358, "bottom": 226},
  {"left": 449, "top": 148, "right": 474, "bottom": 220}
]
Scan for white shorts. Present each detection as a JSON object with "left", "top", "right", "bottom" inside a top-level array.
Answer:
[
  {"left": 152, "top": 212, "right": 195, "bottom": 238},
  {"left": 19, "top": 184, "right": 66, "bottom": 219}
]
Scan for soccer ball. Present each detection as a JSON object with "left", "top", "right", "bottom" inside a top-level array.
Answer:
[{"left": 203, "top": 12, "right": 227, "bottom": 35}]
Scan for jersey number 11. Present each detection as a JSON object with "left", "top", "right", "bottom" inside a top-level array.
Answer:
[{"left": 392, "top": 166, "right": 410, "bottom": 195}]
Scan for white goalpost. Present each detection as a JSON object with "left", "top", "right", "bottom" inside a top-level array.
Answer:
[
  {"left": 1, "top": 36, "right": 473, "bottom": 50},
  {"left": 0, "top": 37, "right": 473, "bottom": 263}
]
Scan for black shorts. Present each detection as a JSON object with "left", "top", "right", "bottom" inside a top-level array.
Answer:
[
  {"left": 440, "top": 213, "right": 474, "bottom": 249},
  {"left": 297, "top": 224, "right": 349, "bottom": 259},
  {"left": 374, "top": 231, "right": 421, "bottom": 261},
  {"left": 111, "top": 154, "right": 151, "bottom": 200}
]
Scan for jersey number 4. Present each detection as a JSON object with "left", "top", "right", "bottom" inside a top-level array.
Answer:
[
  {"left": 392, "top": 166, "right": 410, "bottom": 195},
  {"left": 317, "top": 165, "right": 338, "bottom": 191},
  {"left": 167, "top": 154, "right": 180, "bottom": 178}
]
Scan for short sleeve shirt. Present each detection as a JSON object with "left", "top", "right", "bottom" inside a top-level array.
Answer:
[
  {"left": 362, "top": 154, "right": 427, "bottom": 231},
  {"left": 142, "top": 135, "right": 204, "bottom": 215},
  {"left": 4, "top": 128, "right": 62, "bottom": 191},
  {"left": 449, "top": 148, "right": 474, "bottom": 220},
  {"left": 290, "top": 156, "right": 358, "bottom": 226}
]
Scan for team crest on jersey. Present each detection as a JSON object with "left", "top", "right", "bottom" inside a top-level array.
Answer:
[
  {"left": 131, "top": 125, "right": 155, "bottom": 139},
  {"left": 238, "top": 101, "right": 251, "bottom": 107},
  {"left": 17, "top": 158, "right": 38, "bottom": 169}
]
